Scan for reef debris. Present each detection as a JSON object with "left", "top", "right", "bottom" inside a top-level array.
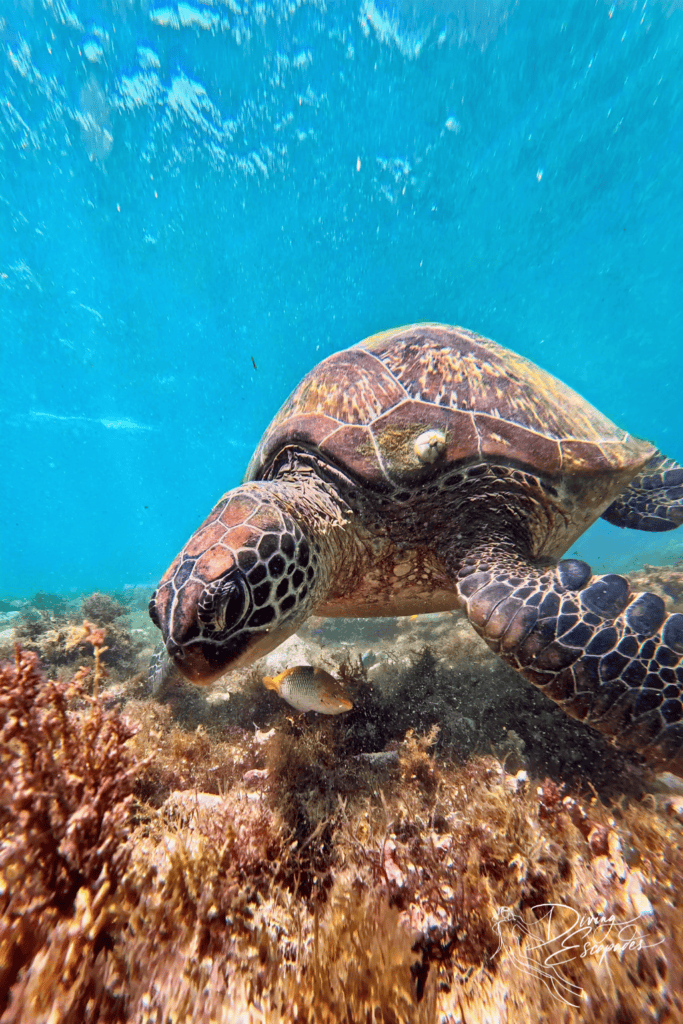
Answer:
[
  {"left": 1, "top": 643, "right": 683, "bottom": 1022},
  {"left": 2, "top": 563, "right": 683, "bottom": 1020}
]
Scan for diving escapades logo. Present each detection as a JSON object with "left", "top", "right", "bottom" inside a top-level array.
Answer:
[{"left": 493, "top": 904, "right": 664, "bottom": 1008}]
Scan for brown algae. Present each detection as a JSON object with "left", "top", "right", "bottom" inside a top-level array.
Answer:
[{"left": 1, "top": 577, "right": 683, "bottom": 1021}]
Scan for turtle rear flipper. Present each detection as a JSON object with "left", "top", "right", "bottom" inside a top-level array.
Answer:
[
  {"left": 602, "top": 451, "right": 683, "bottom": 532},
  {"left": 456, "top": 548, "right": 683, "bottom": 772}
]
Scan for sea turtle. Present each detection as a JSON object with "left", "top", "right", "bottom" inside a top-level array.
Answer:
[{"left": 149, "top": 324, "right": 683, "bottom": 770}]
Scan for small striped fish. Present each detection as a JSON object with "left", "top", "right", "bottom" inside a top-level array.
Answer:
[{"left": 263, "top": 666, "right": 353, "bottom": 714}]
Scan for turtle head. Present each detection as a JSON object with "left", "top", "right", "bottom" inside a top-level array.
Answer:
[{"left": 149, "top": 486, "right": 319, "bottom": 685}]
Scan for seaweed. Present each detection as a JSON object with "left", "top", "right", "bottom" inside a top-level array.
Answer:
[
  {"left": 1, "top": 641, "right": 683, "bottom": 1023},
  {"left": 9, "top": 593, "right": 147, "bottom": 682},
  {"left": 0, "top": 645, "right": 143, "bottom": 1021},
  {"left": 31, "top": 592, "right": 70, "bottom": 617},
  {"left": 2, "top": 567, "right": 683, "bottom": 1021},
  {"left": 79, "top": 593, "right": 128, "bottom": 626}
]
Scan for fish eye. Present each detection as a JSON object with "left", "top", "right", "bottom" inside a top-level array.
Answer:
[{"left": 198, "top": 569, "right": 251, "bottom": 635}]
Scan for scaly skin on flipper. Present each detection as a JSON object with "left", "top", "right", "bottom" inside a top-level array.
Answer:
[
  {"left": 454, "top": 545, "right": 683, "bottom": 773},
  {"left": 602, "top": 450, "right": 683, "bottom": 532},
  {"left": 150, "top": 323, "right": 683, "bottom": 773}
]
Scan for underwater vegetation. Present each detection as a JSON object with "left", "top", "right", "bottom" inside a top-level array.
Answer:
[
  {"left": 1, "top": 575, "right": 683, "bottom": 1021},
  {"left": 0, "top": 646, "right": 140, "bottom": 1021},
  {"left": 6, "top": 591, "right": 147, "bottom": 683}
]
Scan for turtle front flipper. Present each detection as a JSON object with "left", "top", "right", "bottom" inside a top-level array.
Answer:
[
  {"left": 602, "top": 450, "right": 683, "bottom": 532},
  {"left": 456, "top": 548, "right": 683, "bottom": 772}
]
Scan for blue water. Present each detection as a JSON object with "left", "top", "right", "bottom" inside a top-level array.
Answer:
[{"left": 1, "top": 0, "right": 682, "bottom": 598}]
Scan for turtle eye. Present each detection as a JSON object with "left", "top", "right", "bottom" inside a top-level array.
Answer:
[{"left": 198, "top": 569, "right": 251, "bottom": 635}]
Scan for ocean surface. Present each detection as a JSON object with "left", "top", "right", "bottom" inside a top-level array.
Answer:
[{"left": 2, "top": 0, "right": 683, "bottom": 599}]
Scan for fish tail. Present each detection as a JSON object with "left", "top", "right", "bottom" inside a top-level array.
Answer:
[{"left": 262, "top": 675, "right": 278, "bottom": 691}]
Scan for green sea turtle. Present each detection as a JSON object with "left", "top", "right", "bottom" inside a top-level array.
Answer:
[{"left": 149, "top": 324, "right": 683, "bottom": 770}]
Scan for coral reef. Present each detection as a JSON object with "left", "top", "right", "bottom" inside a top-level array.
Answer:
[
  {"left": 79, "top": 592, "right": 128, "bottom": 626},
  {"left": 5, "top": 591, "right": 148, "bottom": 682},
  {"left": 1, "top": 640, "right": 683, "bottom": 1023},
  {"left": 1, "top": 562, "right": 683, "bottom": 1021}
]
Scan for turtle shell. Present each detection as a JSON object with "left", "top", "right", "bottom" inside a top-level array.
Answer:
[{"left": 245, "top": 324, "right": 655, "bottom": 499}]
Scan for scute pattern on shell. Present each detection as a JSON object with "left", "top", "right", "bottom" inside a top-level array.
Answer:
[
  {"left": 292, "top": 349, "right": 407, "bottom": 425},
  {"left": 245, "top": 324, "right": 654, "bottom": 490}
]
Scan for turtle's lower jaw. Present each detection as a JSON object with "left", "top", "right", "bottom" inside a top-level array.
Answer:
[
  {"left": 167, "top": 643, "right": 230, "bottom": 686},
  {"left": 167, "top": 628, "right": 297, "bottom": 685}
]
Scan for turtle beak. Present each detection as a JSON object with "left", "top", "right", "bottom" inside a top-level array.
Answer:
[
  {"left": 165, "top": 629, "right": 292, "bottom": 686},
  {"left": 165, "top": 639, "right": 233, "bottom": 686}
]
